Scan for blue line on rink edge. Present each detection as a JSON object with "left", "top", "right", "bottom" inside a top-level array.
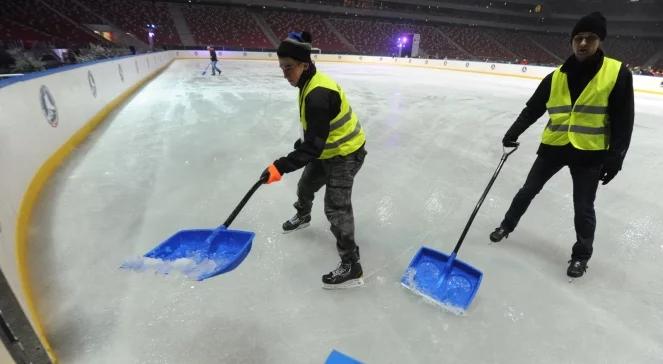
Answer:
[{"left": 0, "top": 51, "right": 169, "bottom": 89}]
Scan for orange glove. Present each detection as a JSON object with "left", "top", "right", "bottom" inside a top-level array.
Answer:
[{"left": 260, "top": 163, "right": 282, "bottom": 184}]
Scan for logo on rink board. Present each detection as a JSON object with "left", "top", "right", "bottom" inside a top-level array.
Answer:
[
  {"left": 88, "top": 70, "right": 97, "bottom": 97},
  {"left": 39, "top": 85, "right": 58, "bottom": 127},
  {"left": 118, "top": 64, "right": 124, "bottom": 82},
  {"left": 522, "top": 66, "right": 528, "bottom": 73}
]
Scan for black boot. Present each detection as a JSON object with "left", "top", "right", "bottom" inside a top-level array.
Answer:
[
  {"left": 567, "top": 259, "right": 588, "bottom": 278},
  {"left": 282, "top": 213, "right": 311, "bottom": 233},
  {"left": 322, "top": 261, "right": 363, "bottom": 289},
  {"left": 489, "top": 226, "right": 509, "bottom": 242}
]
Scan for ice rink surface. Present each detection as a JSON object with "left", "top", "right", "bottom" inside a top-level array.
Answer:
[{"left": 28, "top": 59, "right": 663, "bottom": 363}]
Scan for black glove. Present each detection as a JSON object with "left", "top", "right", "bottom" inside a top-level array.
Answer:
[
  {"left": 600, "top": 154, "right": 622, "bottom": 185},
  {"left": 293, "top": 138, "right": 302, "bottom": 149},
  {"left": 502, "top": 133, "right": 519, "bottom": 148}
]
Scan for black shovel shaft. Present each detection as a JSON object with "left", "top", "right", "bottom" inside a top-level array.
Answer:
[
  {"left": 223, "top": 177, "right": 265, "bottom": 228},
  {"left": 452, "top": 145, "right": 519, "bottom": 254}
]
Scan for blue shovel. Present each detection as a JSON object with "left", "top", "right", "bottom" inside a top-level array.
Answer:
[
  {"left": 401, "top": 144, "right": 519, "bottom": 312},
  {"left": 143, "top": 177, "right": 266, "bottom": 280}
]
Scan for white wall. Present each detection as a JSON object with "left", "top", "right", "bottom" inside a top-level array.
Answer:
[
  {"left": 0, "top": 51, "right": 175, "bottom": 360},
  {"left": 175, "top": 50, "right": 663, "bottom": 94}
]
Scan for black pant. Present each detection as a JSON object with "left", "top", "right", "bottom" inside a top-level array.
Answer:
[
  {"left": 501, "top": 155, "right": 602, "bottom": 261},
  {"left": 294, "top": 147, "right": 366, "bottom": 263}
]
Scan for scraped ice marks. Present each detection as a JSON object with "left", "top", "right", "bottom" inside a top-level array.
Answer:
[
  {"left": 619, "top": 215, "right": 655, "bottom": 259},
  {"left": 424, "top": 192, "right": 444, "bottom": 220},
  {"left": 376, "top": 195, "right": 394, "bottom": 226},
  {"left": 503, "top": 304, "right": 525, "bottom": 322},
  {"left": 401, "top": 265, "right": 469, "bottom": 316},
  {"left": 567, "top": 274, "right": 587, "bottom": 284},
  {"left": 121, "top": 256, "right": 219, "bottom": 280}
]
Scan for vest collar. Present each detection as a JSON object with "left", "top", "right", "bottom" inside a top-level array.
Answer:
[{"left": 561, "top": 49, "right": 604, "bottom": 75}]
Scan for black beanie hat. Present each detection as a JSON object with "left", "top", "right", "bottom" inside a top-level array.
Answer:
[
  {"left": 572, "top": 12, "right": 607, "bottom": 41},
  {"left": 277, "top": 31, "right": 313, "bottom": 63}
]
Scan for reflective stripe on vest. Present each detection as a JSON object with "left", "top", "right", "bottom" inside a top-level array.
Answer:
[
  {"left": 542, "top": 57, "right": 621, "bottom": 150},
  {"left": 299, "top": 72, "right": 365, "bottom": 159}
]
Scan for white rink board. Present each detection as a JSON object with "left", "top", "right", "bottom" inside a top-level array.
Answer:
[
  {"left": 175, "top": 50, "right": 663, "bottom": 94},
  {"left": 0, "top": 51, "right": 175, "bottom": 353}
]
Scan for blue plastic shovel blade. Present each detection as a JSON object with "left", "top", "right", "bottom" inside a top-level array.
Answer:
[
  {"left": 325, "top": 349, "right": 362, "bottom": 364},
  {"left": 145, "top": 226, "right": 254, "bottom": 280},
  {"left": 401, "top": 246, "right": 482, "bottom": 313}
]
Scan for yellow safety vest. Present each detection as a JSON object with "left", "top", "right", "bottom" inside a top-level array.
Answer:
[
  {"left": 299, "top": 71, "right": 365, "bottom": 159},
  {"left": 542, "top": 57, "right": 621, "bottom": 150}
]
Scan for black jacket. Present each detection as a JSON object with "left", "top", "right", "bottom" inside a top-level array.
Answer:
[
  {"left": 209, "top": 49, "right": 217, "bottom": 61},
  {"left": 505, "top": 50, "right": 634, "bottom": 167},
  {"left": 273, "top": 64, "right": 343, "bottom": 173}
]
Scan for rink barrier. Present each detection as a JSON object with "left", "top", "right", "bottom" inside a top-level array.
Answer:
[
  {"left": 19, "top": 58, "right": 173, "bottom": 363},
  {"left": 1, "top": 51, "right": 174, "bottom": 363},
  {"left": 175, "top": 56, "right": 545, "bottom": 81},
  {"left": 0, "top": 54, "right": 137, "bottom": 90},
  {"left": 175, "top": 50, "right": 663, "bottom": 95}
]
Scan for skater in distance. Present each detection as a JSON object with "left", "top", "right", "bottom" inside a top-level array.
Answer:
[{"left": 207, "top": 46, "right": 222, "bottom": 76}]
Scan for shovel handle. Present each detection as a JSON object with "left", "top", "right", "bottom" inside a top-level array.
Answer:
[
  {"left": 452, "top": 144, "right": 519, "bottom": 254},
  {"left": 503, "top": 144, "right": 519, "bottom": 158},
  {"left": 223, "top": 176, "right": 266, "bottom": 228}
]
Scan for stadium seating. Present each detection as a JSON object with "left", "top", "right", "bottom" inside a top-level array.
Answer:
[
  {"left": 264, "top": 11, "right": 352, "bottom": 52},
  {"left": 82, "top": 0, "right": 181, "bottom": 46},
  {"left": 182, "top": 5, "right": 272, "bottom": 49},
  {"left": 3, "top": 0, "right": 98, "bottom": 46},
  {"left": 2, "top": 1, "right": 661, "bottom": 73}
]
